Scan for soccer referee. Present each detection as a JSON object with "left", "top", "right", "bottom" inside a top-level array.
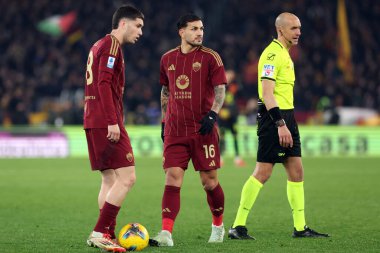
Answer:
[{"left": 228, "top": 12, "right": 329, "bottom": 239}]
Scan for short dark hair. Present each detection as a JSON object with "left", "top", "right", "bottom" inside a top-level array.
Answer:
[
  {"left": 112, "top": 5, "right": 144, "bottom": 29},
  {"left": 176, "top": 13, "right": 202, "bottom": 30}
]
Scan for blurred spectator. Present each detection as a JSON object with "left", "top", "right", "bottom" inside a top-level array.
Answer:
[
  {"left": 219, "top": 69, "right": 246, "bottom": 166},
  {"left": 0, "top": 0, "right": 379, "bottom": 125}
]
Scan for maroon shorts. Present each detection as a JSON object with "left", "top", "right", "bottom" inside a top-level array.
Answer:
[
  {"left": 85, "top": 127, "right": 134, "bottom": 171},
  {"left": 163, "top": 128, "right": 220, "bottom": 171}
]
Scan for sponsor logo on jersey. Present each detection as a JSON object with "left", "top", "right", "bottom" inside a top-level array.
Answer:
[
  {"left": 176, "top": 75, "right": 190, "bottom": 90},
  {"left": 209, "top": 160, "right": 216, "bottom": 167},
  {"left": 107, "top": 56, "right": 115, "bottom": 69},
  {"left": 192, "top": 61, "right": 201, "bottom": 72},
  {"left": 267, "top": 53, "right": 276, "bottom": 61},
  {"left": 168, "top": 64, "right": 175, "bottom": 71},
  {"left": 262, "top": 64, "right": 275, "bottom": 78},
  {"left": 278, "top": 152, "right": 285, "bottom": 157}
]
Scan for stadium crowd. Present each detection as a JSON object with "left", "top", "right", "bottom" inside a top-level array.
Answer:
[{"left": 0, "top": 0, "right": 379, "bottom": 126}]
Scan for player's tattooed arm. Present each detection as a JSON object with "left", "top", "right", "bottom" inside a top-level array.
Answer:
[
  {"left": 211, "top": 84, "right": 226, "bottom": 113},
  {"left": 161, "top": 86, "right": 170, "bottom": 120}
]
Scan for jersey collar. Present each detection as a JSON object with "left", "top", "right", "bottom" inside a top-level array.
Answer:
[{"left": 273, "top": 39, "right": 284, "bottom": 49}]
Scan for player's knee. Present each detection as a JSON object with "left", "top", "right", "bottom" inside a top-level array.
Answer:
[
  {"left": 166, "top": 170, "right": 183, "bottom": 185},
  {"left": 118, "top": 174, "right": 136, "bottom": 189},
  {"left": 102, "top": 174, "right": 116, "bottom": 187},
  {"left": 202, "top": 178, "right": 218, "bottom": 191}
]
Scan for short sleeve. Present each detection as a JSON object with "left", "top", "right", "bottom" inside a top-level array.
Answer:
[
  {"left": 160, "top": 56, "right": 169, "bottom": 87},
  {"left": 260, "top": 51, "right": 281, "bottom": 81},
  {"left": 209, "top": 52, "right": 227, "bottom": 86}
]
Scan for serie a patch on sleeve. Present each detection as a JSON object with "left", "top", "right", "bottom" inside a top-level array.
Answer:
[
  {"left": 262, "top": 64, "right": 275, "bottom": 78},
  {"left": 107, "top": 56, "right": 115, "bottom": 69}
]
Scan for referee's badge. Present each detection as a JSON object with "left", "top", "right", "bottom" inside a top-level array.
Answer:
[{"left": 263, "top": 64, "right": 275, "bottom": 78}]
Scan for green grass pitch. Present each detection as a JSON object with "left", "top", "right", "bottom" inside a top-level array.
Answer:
[{"left": 1, "top": 157, "right": 379, "bottom": 252}]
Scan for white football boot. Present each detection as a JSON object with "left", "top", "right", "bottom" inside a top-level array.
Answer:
[
  {"left": 152, "top": 230, "right": 174, "bottom": 246},
  {"left": 87, "top": 231, "right": 126, "bottom": 252},
  {"left": 208, "top": 223, "right": 225, "bottom": 243}
]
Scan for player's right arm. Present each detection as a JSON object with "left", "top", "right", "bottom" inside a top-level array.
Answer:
[
  {"left": 159, "top": 56, "right": 170, "bottom": 121},
  {"left": 161, "top": 86, "right": 169, "bottom": 120},
  {"left": 262, "top": 79, "right": 293, "bottom": 148},
  {"left": 159, "top": 56, "right": 170, "bottom": 141},
  {"left": 97, "top": 37, "right": 120, "bottom": 142}
]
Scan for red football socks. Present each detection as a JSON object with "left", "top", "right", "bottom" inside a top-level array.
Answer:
[
  {"left": 99, "top": 208, "right": 116, "bottom": 238},
  {"left": 161, "top": 185, "right": 181, "bottom": 233},
  {"left": 94, "top": 202, "right": 120, "bottom": 234},
  {"left": 205, "top": 183, "right": 225, "bottom": 226}
]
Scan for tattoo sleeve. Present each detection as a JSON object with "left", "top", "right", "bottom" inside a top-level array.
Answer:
[
  {"left": 211, "top": 84, "right": 226, "bottom": 113},
  {"left": 161, "top": 86, "right": 170, "bottom": 120}
]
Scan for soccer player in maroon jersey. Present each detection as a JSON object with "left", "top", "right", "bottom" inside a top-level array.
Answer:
[
  {"left": 151, "top": 14, "right": 227, "bottom": 246},
  {"left": 84, "top": 6, "right": 144, "bottom": 252}
]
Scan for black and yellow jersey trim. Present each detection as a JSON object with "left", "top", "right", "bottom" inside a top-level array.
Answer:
[{"left": 261, "top": 77, "right": 276, "bottom": 81}]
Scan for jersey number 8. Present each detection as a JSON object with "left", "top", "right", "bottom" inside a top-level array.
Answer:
[{"left": 86, "top": 51, "right": 94, "bottom": 85}]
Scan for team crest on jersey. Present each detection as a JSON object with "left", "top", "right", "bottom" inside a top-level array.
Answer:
[
  {"left": 107, "top": 56, "right": 115, "bottom": 69},
  {"left": 176, "top": 75, "right": 190, "bottom": 89},
  {"left": 262, "top": 64, "right": 275, "bottom": 78},
  {"left": 192, "top": 62, "right": 201, "bottom": 72},
  {"left": 126, "top": 152, "right": 134, "bottom": 162}
]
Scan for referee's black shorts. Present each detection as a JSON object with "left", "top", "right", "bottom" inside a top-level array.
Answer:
[{"left": 256, "top": 104, "right": 301, "bottom": 163}]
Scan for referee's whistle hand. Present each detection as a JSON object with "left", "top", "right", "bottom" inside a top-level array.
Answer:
[{"left": 278, "top": 126, "right": 293, "bottom": 148}]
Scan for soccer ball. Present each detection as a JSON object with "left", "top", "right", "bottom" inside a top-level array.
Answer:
[{"left": 118, "top": 223, "right": 149, "bottom": 251}]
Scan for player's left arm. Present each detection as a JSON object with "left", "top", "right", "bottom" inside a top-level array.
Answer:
[
  {"left": 199, "top": 51, "right": 227, "bottom": 135},
  {"left": 209, "top": 50, "right": 227, "bottom": 114},
  {"left": 211, "top": 85, "right": 226, "bottom": 114},
  {"left": 97, "top": 38, "right": 121, "bottom": 142}
]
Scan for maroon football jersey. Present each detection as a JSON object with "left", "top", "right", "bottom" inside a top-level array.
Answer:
[
  {"left": 160, "top": 46, "right": 227, "bottom": 136},
  {"left": 84, "top": 34, "right": 125, "bottom": 129}
]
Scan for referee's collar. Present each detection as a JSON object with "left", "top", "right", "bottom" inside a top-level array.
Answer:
[{"left": 273, "top": 39, "right": 284, "bottom": 49}]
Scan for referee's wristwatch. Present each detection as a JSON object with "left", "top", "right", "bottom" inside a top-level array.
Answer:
[{"left": 275, "top": 119, "right": 286, "bottom": 128}]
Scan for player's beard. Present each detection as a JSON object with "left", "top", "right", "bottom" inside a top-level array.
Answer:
[{"left": 189, "top": 39, "right": 202, "bottom": 47}]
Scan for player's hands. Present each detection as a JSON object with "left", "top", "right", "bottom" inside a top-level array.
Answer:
[
  {"left": 161, "top": 122, "right": 165, "bottom": 142},
  {"left": 278, "top": 125, "right": 293, "bottom": 148},
  {"left": 107, "top": 124, "right": 120, "bottom": 143},
  {"left": 199, "top": 111, "right": 218, "bottom": 135}
]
